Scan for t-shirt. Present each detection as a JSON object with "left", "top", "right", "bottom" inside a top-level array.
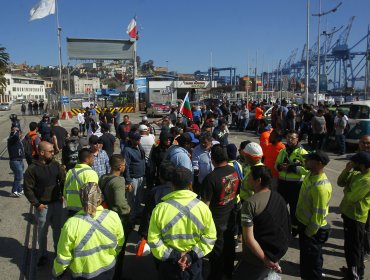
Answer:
[
  {"left": 140, "top": 134, "right": 155, "bottom": 161},
  {"left": 52, "top": 126, "right": 68, "bottom": 150},
  {"left": 201, "top": 165, "right": 239, "bottom": 224},
  {"left": 241, "top": 191, "right": 271, "bottom": 265},
  {"left": 312, "top": 116, "right": 326, "bottom": 134},
  {"left": 99, "top": 133, "right": 116, "bottom": 157},
  {"left": 264, "top": 142, "right": 285, "bottom": 178},
  {"left": 255, "top": 107, "right": 263, "bottom": 120}
]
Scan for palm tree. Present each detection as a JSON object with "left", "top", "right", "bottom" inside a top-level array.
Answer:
[{"left": 0, "top": 46, "right": 10, "bottom": 94}]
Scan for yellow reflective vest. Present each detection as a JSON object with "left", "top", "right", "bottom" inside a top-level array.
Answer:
[
  {"left": 296, "top": 172, "right": 332, "bottom": 237},
  {"left": 64, "top": 163, "right": 99, "bottom": 211},
  {"left": 53, "top": 206, "right": 124, "bottom": 279},
  {"left": 338, "top": 170, "right": 370, "bottom": 223},
  {"left": 240, "top": 162, "right": 264, "bottom": 201},
  {"left": 148, "top": 190, "right": 217, "bottom": 261},
  {"left": 275, "top": 146, "right": 309, "bottom": 182}
]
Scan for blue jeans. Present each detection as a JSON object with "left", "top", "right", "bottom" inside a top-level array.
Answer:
[
  {"left": 9, "top": 160, "right": 24, "bottom": 193},
  {"left": 335, "top": 134, "right": 346, "bottom": 154},
  {"left": 35, "top": 200, "right": 65, "bottom": 258},
  {"left": 127, "top": 177, "right": 145, "bottom": 222}
]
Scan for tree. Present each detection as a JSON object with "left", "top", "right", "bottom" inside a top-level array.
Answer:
[{"left": 0, "top": 46, "right": 10, "bottom": 94}]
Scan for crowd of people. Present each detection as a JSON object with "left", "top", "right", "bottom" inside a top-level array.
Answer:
[
  {"left": 21, "top": 100, "right": 45, "bottom": 116},
  {"left": 5, "top": 100, "right": 370, "bottom": 280}
]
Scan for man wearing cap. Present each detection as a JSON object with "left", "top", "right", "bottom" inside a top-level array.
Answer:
[
  {"left": 140, "top": 115, "right": 155, "bottom": 135},
  {"left": 53, "top": 182, "right": 124, "bottom": 280},
  {"left": 123, "top": 132, "right": 146, "bottom": 224},
  {"left": 139, "top": 124, "right": 155, "bottom": 162},
  {"left": 148, "top": 167, "right": 217, "bottom": 280},
  {"left": 338, "top": 151, "right": 370, "bottom": 280},
  {"left": 239, "top": 142, "right": 264, "bottom": 202},
  {"left": 275, "top": 130, "right": 309, "bottom": 237},
  {"left": 296, "top": 150, "right": 332, "bottom": 280},
  {"left": 117, "top": 115, "right": 133, "bottom": 153},
  {"left": 190, "top": 123, "right": 201, "bottom": 138},
  {"left": 165, "top": 132, "right": 194, "bottom": 172},
  {"left": 89, "top": 135, "right": 110, "bottom": 178},
  {"left": 212, "top": 119, "right": 229, "bottom": 147}
]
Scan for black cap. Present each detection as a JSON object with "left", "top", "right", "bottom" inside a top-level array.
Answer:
[
  {"left": 304, "top": 150, "right": 330, "bottom": 165},
  {"left": 129, "top": 132, "right": 141, "bottom": 141},
  {"left": 350, "top": 151, "right": 370, "bottom": 166},
  {"left": 177, "top": 132, "right": 192, "bottom": 145}
]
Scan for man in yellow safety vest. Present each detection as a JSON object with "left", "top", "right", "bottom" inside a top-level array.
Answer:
[
  {"left": 53, "top": 182, "right": 124, "bottom": 279},
  {"left": 148, "top": 166, "right": 217, "bottom": 280}
]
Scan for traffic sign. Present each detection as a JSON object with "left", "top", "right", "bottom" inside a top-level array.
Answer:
[{"left": 60, "top": 96, "right": 70, "bottom": 105}]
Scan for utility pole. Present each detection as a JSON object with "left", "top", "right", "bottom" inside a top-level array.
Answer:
[{"left": 305, "top": 0, "right": 310, "bottom": 104}]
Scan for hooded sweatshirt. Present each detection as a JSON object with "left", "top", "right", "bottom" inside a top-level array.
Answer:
[{"left": 165, "top": 144, "right": 193, "bottom": 172}]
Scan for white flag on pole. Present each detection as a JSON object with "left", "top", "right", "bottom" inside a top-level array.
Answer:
[{"left": 29, "top": 0, "right": 56, "bottom": 21}]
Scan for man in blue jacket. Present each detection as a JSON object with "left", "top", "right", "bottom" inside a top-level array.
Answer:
[
  {"left": 7, "top": 127, "right": 25, "bottom": 197},
  {"left": 123, "top": 132, "right": 146, "bottom": 224}
]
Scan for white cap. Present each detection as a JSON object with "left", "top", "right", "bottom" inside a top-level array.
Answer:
[
  {"left": 142, "top": 116, "right": 148, "bottom": 121},
  {"left": 139, "top": 124, "right": 149, "bottom": 132},
  {"left": 241, "top": 142, "right": 263, "bottom": 159}
]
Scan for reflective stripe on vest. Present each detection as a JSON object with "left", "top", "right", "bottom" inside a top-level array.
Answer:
[
  {"left": 65, "top": 168, "right": 92, "bottom": 191},
  {"left": 74, "top": 210, "right": 117, "bottom": 258},
  {"left": 161, "top": 198, "right": 204, "bottom": 234}
]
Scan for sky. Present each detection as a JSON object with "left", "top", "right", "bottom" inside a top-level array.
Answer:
[{"left": 1, "top": 0, "right": 369, "bottom": 76}]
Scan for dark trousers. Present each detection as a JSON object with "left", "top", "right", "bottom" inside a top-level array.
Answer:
[
  {"left": 335, "top": 134, "right": 346, "bottom": 154},
  {"left": 158, "top": 258, "right": 203, "bottom": 280},
  {"left": 207, "top": 211, "right": 236, "bottom": 280},
  {"left": 312, "top": 134, "right": 325, "bottom": 150},
  {"left": 113, "top": 217, "right": 132, "bottom": 280},
  {"left": 342, "top": 214, "right": 365, "bottom": 280},
  {"left": 365, "top": 211, "right": 370, "bottom": 255},
  {"left": 277, "top": 179, "right": 302, "bottom": 233},
  {"left": 298, "top": 224, "right": 324, "bottom": 280}
]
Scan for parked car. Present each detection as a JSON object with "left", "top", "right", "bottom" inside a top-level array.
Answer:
[
  {"left": 0, "top": 102, "right": 12, "bottom": 111},
  {"left": 146, "top": 103, "right": 172, "bottom": 117}
]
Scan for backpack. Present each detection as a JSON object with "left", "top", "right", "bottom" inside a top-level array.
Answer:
[
  {"left": 64, "top": 139, "right": 82, "bottom": 169},
  {"left": 22, "top": 134, "right": 34, "bottom": 162}
]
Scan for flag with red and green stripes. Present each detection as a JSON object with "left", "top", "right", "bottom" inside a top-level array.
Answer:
[{"left": 180, "top": 92, "right": 193, "bottom": 120}]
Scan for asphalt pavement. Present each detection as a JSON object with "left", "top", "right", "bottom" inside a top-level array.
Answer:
[{"left": 0, "top": 106, "right": 369, "bottom": 279}]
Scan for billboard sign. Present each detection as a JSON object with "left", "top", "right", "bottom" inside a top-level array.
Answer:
[{"left": 319, "top": 74, "right": 328, "bottom": 92}]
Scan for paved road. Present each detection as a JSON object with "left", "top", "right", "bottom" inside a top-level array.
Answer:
[{"left": 0, "top": 108, "right": 368, "bottom": 279}]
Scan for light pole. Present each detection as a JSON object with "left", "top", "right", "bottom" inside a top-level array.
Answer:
[
  {"left": 305, "top": 0, "right": 310, "bottom": 104},
  {"left": 312, "top": 0, "right": 342, "bottom": 106},
  {"left": 166, "top": 60, "right": 169, "bottom": 72}
]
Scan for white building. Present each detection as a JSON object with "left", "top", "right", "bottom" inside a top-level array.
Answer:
[
  {"left": 73, "top": 75, "right": 100, "bottom": 94},
  {"left": 4, "top": 73, "right": 46, "bottom": 101}
]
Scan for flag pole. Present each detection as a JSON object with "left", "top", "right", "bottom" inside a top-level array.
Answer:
[
  {"left": 179, "top": 91, "right": 189, "bottom": 113},
  {"left": 55, "top": 0, "right": 66, "bottom": 118}
]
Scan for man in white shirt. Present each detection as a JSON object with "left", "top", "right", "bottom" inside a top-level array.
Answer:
[
  {"left": 139, "top": 125, "right": 155, "bottom": 162},
  {"left": 77, "top": 111, "right": 86, "bottom": 137}
]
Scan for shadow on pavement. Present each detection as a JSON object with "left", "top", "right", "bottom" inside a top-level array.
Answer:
[
  {"left": 22, "top": 212, "right": 35, "bottom": 225},
  {"left": 0, "top": 180, "right": 12, "bottom": 188},
  {"left": 0, "top": 190, "right": 14, "bottom": 197},
  {"left": 322, "top": 267, "right": 345, "bottom": 279},
  {"left": 279, "top": 259, "right": 300, "bottom": 278},
  {"left": 0, "top": 237, "right": 26, "bottom": 278}
]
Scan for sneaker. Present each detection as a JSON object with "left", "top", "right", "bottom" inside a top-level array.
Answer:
[
  {"left": 18, "top": 190, "right": 24, "bottom": 196},
  {"left": 234, "top": 239, "right": 239, "bottom": 249},
  {"left": 37, "top": 256, "right": 48, "bottom": 267},
  {"left": 10, "top": 192, "right": 20, "bottom": 197}
]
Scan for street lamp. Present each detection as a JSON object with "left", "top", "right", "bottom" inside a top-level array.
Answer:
[
  {"left": 305, "top": 0, "right": 310, "bottom": 105},
  {"left": 166, "top": 60, "right": 169, "bottom": 72},
  {"left": 312, "top": 0, "right": 342, "bottom": 106}
]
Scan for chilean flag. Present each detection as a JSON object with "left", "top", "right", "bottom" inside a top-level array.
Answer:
[
  {"left": 127, "top": 17, "right": 137, "bottom": 39},
  {"left": 179, "top": 92, "right": 193, "bottom": 120}
]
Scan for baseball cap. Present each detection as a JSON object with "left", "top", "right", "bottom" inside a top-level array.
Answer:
[
  {"left": 350, "top": 151, "right": 370, "bottom": 166},
  {"left": 187, "top": 132, "right": 199, "bottom": 144},
  {"left": 190, "top": 124, "right": 200, "bottom": 131},
  {"left": 138, "top": 124, "right": 149, "bottom": 132},
  {"left": 129, "top": 132, "right": 141, "bottom": 140},
  {"left": 177, "top": 132, "right": 193, "bottom": 145},
  {"left": 142, "top": 116, "right": 148, "bottom": 121},
  {"left": 304, "top": 150, "right": 330, "bottom": 165},
  {"left": 240, "top": 142, "right": 263, "bottom": 159}
]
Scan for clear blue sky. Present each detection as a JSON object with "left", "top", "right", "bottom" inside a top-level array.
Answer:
[{"left": 1, "top": 0, "right": 369, "bottom": 75}]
